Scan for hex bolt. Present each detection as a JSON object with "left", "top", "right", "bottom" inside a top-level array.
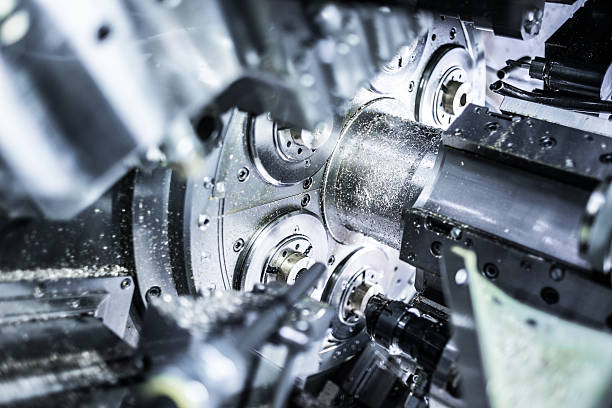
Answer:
[
  {"left": 120, "top": 278, "right": 131, "bottom": 289},
  {"left": 237, "top": 167, "right": 250, "bottom": 182},
  {"left": 233, "top": 238, "right": 245, "bottom": 252}
]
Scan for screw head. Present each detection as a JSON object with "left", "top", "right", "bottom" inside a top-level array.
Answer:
[
  {"left": 233, "top": 238, "right": 245, "bottom": 252},
  {"left": 237, "top": 167, "right": 250, "bottom": 182},
  {"left": 121, "top": 278, "right": 131, "bottom": 289},
  {"left": 430, "top": 241, "right": 442, "bottom": 257},
  {"left": 301, "top": 194, "right": 311, "bottom": 207},
  {"left": 146, "top": 286, "right": 161, "bottom": 301},
  {"left": 539, "top": 136, "right": 556, "bottom": 149},
  {"left": 302, "top": 177, "right": 313, "bottom": 190},
  {"left": 483, "top": 263, "right": 499, "bottom": 279}
]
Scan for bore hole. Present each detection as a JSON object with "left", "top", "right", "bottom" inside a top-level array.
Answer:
[
  {"left": 297, "top": 148, "right": 303, "bottom": 154},
  {"left": 460, "top": 93, "right": 467, "bottom": 107},
  {"left": 282, "top": 251, "right": 287, "bottom": 257},
  {"left": 146, "top": 286, "right": 161, "bottom": 301},
  {"left": 286, "top": 141, "right": 291, "bottom": 148},
  {"left": 431, "top": 33, "right": 437, "bottom": 41},
  {"left": 97, "top": 24, "right": 112, "bottom": 42},
  {"left": 430, "top": 241, "right": 442, "bottom": 257},
  {"left": 295, "top": 244, "right": 300, "bottom": 250},
  {"left": 483, "top": 263, "right": 499, "bottom": 279},
  {"left": 540, "top": 287, "right": 559, "bottom": 305},
  {"left": 526, "top": 318, "right": 537, "bottom": 327},
  {"left": 600, "top": 153, "right": 612, "bottom": 163}
]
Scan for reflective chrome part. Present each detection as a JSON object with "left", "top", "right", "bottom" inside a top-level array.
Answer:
[
  {"left": 2, "top": 3, "right": 607, "bottom": 407},
  {"left": 417, "top": 46, "right": 476, "bottom": 128},
  {"left": 236, "top": 211, "right": 328, "bottom": 293},
  {"left": 323, "top": 247, "right": 389, "bottom": 338},
  {"left": 364, "top": 17, "right": 485, "bottom": 129},
  {"left": 323, "top": 98, "right": 441, "bottom": 248},
  {"left": 248, "top": 113, "right": 339, "bottom": 186}
]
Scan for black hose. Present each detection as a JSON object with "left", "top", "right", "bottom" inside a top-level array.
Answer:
[{"left": 490, "top": 80, "right": 612, "bottom": 114}]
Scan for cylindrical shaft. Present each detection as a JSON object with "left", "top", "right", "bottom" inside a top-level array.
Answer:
[{"left": 322, "top": 99, "right": 441, "bottom": 249}]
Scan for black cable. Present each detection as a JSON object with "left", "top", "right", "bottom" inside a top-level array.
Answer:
[
  {"left": 497, "top": 56, "right": 531, "bottom": 79},
  {"left": 490, "top": 80, "right": 612, "bottom": 114}
]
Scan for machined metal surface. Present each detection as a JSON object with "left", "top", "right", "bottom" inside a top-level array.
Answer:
[
  {"left": 2, "top": 3, "right": 608, "bottom": 407},
  {"left": 364, "top": 17, "right": 485, "bottom": 129},
  {"left": 235, "top": 211, "right": 328, "bottom": 292},
  {"left": 248, "top": 113, "right": 339, "bottom": 186},
  {"left": 416, "top": 45, "right": 476, "bottom": 128},
  {"left": 323, "top": 98, "right": 441, "bottom": 249},
  {"left": 415, "top": 147, "right": 591, "bottom": 269}
]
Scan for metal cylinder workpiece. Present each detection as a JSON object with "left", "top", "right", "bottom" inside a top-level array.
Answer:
[{"left": 322, "top": 98, "right": 441, "bottom": 249}]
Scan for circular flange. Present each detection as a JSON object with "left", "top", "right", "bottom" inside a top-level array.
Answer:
[
  {"left": 322, "top": 246, "right": 392, "bottom": 340},
  {"left": 235, "top": 211, "right": 328, "bottom": 292},
  {"left": 248, "top": 114, "right": 339, "bottom": 186},
  {"left": 416, "top": 45, "right": 475, "bottom": 129}
]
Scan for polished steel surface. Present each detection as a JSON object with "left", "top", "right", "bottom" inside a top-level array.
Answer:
[
  {"left": 323, "top": 98, "right": 441, "bottom": 249},
  {"left": 236, "top": 211, "right": 328, "bottom": 292},
  {"left": 415, "top": 148, "right": 592, "bottom": 269}
]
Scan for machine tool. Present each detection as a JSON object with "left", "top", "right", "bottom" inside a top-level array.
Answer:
[{"left": 0, "top": 0, "right": 611, "bottom": 407}]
